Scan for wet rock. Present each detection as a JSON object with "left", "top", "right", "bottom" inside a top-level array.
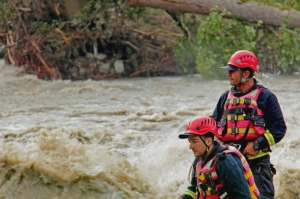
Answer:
[
  {"left": 114, "top": 60, "right": 124, "bottom": 74},
  {"left": 79, "top": 68, "right": 87, "bottom": 76},
  {"left": 99, "top": 63, "right": 110, "bottom": 74},
  {"left": 95, "top": 53, "right": 107, "bottom": 61},
  {"left": 86, "top": 53, "right": 94, "bottom": 59},
  {"left": 293, "top": 71, "right": 300, "bottom": 75}
]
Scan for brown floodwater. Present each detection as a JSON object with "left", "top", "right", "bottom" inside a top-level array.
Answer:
[{"left": 0, "top": 59, "right": 299, "bottom": 199}]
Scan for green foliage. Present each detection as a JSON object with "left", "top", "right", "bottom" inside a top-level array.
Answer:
[
  {"left": 173, "top": 37, "right": 198, "bottom": 74},
  {"left": 0, "top": 1, "right": 10, "bottom": 23},
  {"left": 126, "top": 7, "right": 145, "bottom": 18},
  {"left": 173, "top": 4, "right": 300, "bottom": 79},
  {"left": 253, "top": 0, "right": 300, "bottom": 11},
  {"left": 276, "top": 25, "right": 300, "bottom": 73},
  {"left": 194, "top": 8, "right": 260, "bottom": 79}
]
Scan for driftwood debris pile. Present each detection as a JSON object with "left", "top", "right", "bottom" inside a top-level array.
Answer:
[{"left": 0, "top": 0, "right": 184, "bottom": 80}]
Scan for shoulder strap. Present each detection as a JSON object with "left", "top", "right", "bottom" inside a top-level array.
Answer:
[{"left": 210, "top": 145, "right": 229, "bottom": 168}]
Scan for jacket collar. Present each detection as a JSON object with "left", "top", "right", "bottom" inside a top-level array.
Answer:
[
  {"left": 200, "top": 141, "right": 222, "bottom": 167},
  {"left": 231, "top": 78, "right": 258, "bottom": 97}
]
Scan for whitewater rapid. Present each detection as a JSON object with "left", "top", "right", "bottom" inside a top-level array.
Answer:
[{"left": 0, "top": 60, "right": 299, "bottom": 199}]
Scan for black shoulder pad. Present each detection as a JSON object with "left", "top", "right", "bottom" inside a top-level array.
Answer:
[{"left": 216, "top": 151, "right": 227, "bottom": 160}]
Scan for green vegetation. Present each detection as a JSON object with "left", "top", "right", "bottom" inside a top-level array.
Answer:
[
  {"left": 254, "top": 0, "right": 300, "bottom": 10},
  {"left": 1, "top": 0, "right": 300, "bottom": 79},
  {"left": 196, "top": 8, "right": 259, "bottom": 78},
  {"left": 0, "top": 1, "right": 9, "bottom": 22},
  {"left": 173, "top": 3, "right": 300, "bottom": 79}
]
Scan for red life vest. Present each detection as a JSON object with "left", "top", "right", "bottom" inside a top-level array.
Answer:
[
  {"left": 196, "top": 146, "right": 259, "bottom": 199},
  {"left": 218, "top": 87, "right": 265, "bottom": 142}
]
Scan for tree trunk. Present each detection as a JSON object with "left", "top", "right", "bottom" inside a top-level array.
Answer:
[{"left": 126, "top": 0, "right": 300, "bottom": 28}]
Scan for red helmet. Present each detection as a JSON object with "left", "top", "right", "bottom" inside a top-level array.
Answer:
[
  {"left": 179, "top": 116, "right": 217, "bottom": 138},
  {"left": 226, "top": 50, "right": 259, "bottom": 72}
]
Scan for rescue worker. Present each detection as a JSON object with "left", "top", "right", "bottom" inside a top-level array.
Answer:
[
  {"left": 177, "top": 116, "right": 259, "bottom": 199},
  {"left": 211, "top": 50, "right": 287, "bottom": 199}
]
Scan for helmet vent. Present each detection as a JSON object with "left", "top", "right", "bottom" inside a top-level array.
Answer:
[
  {"left": 182, "top": 116, "right": 217, "bottom": 137},
  {"left": 201, "top": 119, "right": 212, "bottom": 126}
]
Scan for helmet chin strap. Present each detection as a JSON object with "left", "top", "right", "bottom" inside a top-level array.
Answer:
[
  {"left": 199, "top": 136, "right": 212, "bottom": 158},
  {"left": 236, "top": 68, "right": 252, "bottom": 87}
]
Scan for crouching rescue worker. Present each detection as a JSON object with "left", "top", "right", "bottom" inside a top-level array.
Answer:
[{"left": 177, "top": 116, "right": 259, "bottom": 199}]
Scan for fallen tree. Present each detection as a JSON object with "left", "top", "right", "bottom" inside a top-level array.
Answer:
[
  {"left": 126, "top": 0, "right": 300, "bottom": 28},
  {"left": 1, "top": 0, "right": 299, "bottom": 80}
]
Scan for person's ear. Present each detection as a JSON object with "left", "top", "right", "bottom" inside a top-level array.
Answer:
[
  {"left": 243, "top": 70, "right": 250, "bottom": 78},
  {"left": 206, "top": 137, "right": 213, "bottom": 145}
]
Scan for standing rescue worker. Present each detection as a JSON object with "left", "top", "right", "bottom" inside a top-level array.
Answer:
[
  {"left": 211, "top": 50, "right": 287, "bottom": 199},
  {"left": 177, "top": 116, "right": 259, "bottom": 199}
]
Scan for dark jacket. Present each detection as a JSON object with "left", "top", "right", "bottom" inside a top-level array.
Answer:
[
  {"left": 181, "top": 142, "right": 252, "bottom": 199},
  {"left": 210, "top": 79, "right": 287, "bottom": 167}
]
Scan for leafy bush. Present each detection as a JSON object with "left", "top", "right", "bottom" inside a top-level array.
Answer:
[
  {"left": 195, "top": 8, "right": 260, "bottom": 79},
  {"left": 276, "top": 25, "right": 300, "bottom": 73},
  {"left": 173, "top": 5, "right": 300, "bottom": 79}
]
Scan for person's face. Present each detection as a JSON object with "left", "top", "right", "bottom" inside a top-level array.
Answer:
[
  {"left": 188, "top": 135, "right": 208, "bottom": 157},
  {"left": 227, "top": 69, "right": 241, "bottom": 86}
]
